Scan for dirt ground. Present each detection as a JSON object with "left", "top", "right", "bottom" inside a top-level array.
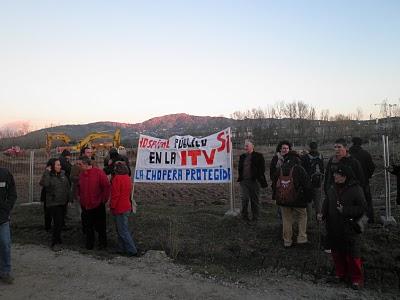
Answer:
[
  {"left": 7, "top": 198, "right": 400, "bottom": 300},
  {"left": 0, "top": 243, "right": 391, "bottom": 300}
]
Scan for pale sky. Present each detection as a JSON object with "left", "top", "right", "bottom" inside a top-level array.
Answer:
[{"left": 0, "top": 0, "right": 399, "bottom": 129}]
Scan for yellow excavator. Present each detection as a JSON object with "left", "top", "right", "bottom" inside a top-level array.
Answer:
[
  {"left": 46, "top": 129, "right": 121, "bottom": 154},
  {"left": 46, "top": 133, "right": 72, "bottom": 153}
]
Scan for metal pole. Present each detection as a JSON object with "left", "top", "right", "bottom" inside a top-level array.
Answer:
[
  {"left": 382, "top": 135, "right": 388, "bottom": 218},
  {"left": 29, "top": 150, "right": 34, "bottom": 203},
  {"left": 225, "top": 127, "right": 239, "bottom": 216},
  {"left": 229, "top": 128, "right": 234, "bottom": 212},
  {"left": 386, "top": 135, "right": 391, "bottom": 218}
]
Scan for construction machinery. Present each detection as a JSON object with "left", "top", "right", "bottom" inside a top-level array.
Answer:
[
  {"left": 46, "top": 133, "right": 72, "bottom": 153},
  {"left": 3, "top": 146, "right": 25, "bottom": 157},
  {"left": 46, "top": 129, "right": 121, "bottom": 154},
  {"left": 76, "top": 128, "right": 121, "bottom": 151}
]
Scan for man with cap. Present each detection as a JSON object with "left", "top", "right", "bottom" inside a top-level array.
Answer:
[{"left": 349, "top": 137, "right": 376, "bottom": 223}]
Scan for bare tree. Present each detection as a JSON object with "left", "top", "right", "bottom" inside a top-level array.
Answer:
[
  {"left": 308, "top": 106, "right": 316, "bottom": 120},
  {"left": 283, "top": 101, "right": 297, "bottom": 119},
  {"left": 297, "top": 101, "right": 309, "bottom": 119},
  {"left": 355, "top": 107, "right": 363, "bottom": 121},
  {"left": 320, "top": 109, "right": 330, "bottom": 121}
]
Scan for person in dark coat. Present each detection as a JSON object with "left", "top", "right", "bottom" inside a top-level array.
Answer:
[
  {"left": 349, "top": 137, "right": 376, "bottom": 223},
  {"left": 59, "top": 149, "right": 72, "bottom": 182},
  {"left": 104, "top": 148, "right": 131, "bottom": 177},
  {"left": 274, "top": 151, "right": 312, "bottom": 247},
  {"left": 0, "top": 167, "right": 17, "bottom": 284},
  {"left": 388, "top": 164, "right": 400, "bottom": 205},
  {"left": 39, "top": 159, "right": 72, "bottom": 251},
  {"left": 238, "top": 140, "right": 268, "bottom": 222},
  {"left": 40, "top": 158, "right": 57, "bottom": 231},
  {"left": 59, "top": 149, "right": 73, "bottom": 224},
  {"left": 270, "top": 140, "right": 292, "bottom": 197},
  {"left": 301, "top": 141, "right": 325, "bottom": 220},
  {"left": 319, "top": 164, "right": 367, "bottom": 290}
]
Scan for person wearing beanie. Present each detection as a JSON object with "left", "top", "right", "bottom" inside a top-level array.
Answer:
[{"left": 319, "top": 163, "right": 367, "bottom": 290}]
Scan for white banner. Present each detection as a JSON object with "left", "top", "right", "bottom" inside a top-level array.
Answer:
[{"left": 134, "top": 128, "right": 232, "bottom": 183}]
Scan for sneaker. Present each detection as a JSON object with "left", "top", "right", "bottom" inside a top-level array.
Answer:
[
  {"left": 324, "top": 249, "right": 332, "bottom": 254},
  {"left": 351, "top": 282, "right": 361, "bottom": 290},
  {"left": 51, "top": 244, "right": 62, "bottom": 252},
  {"left": 326, "top": 276, "right": 344, "bottom": 284},
  {"left": 0, "top": 274, "right": 14, "bottom": 284}
]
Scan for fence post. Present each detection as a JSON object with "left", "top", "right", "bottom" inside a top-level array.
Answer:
[
  {"left": 381, "top": 135, "right": 396, "bottom": 225},
  {"left": 29, "top": 150, "right": 34, "bottom": 203}
]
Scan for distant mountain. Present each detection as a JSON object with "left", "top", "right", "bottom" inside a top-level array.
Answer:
[
  {"left": 0, "top": 113, "right": 235, "bottom": 149},
  {"left": 1, "top": 113, "right": 396, "bottom": 150}
]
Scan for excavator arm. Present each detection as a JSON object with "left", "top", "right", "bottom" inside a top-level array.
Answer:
[
  {"left": 73, "top": 129, "right": 121, "bottom": 151},
  {"left": 46, "top": 133, "right": 72, "bottom": 153}
]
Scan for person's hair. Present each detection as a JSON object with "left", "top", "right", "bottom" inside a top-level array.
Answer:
[
  {"left": 276, "top": 140, "right": 292, "bottom": 153},
  {"left": 80, "top": 146, "right": 91, "bottom": 156},
  {"left": 114, "top": 161, "right": 129, "bottom": 175},
  {"left": 308, "top": 141, "right": 318, "bottom": 150},
  {"left": 61, "top": 149, "right": 71, "bottom": 157},
  {"left": 351, "top": 137, "right": 363, "bottom": 146},
  {"left": 334, "top": 138, "right": 347, "bottom": 147},
  {"left": 81, "top": 156, "right": 92, "bottom": 166},
  {"left": 47, "top": 158, "right": 60, "bottom": 173},
  {"left": 244, "top": 139, "right": 254, "bottom": 146}
]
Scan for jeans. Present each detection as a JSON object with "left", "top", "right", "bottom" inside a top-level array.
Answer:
[
  {"left": 115, "top": 212, "right": 137, "bottom": 255},
  {"left": 0, "top": 221, "right": 11, "bottom": 276}
]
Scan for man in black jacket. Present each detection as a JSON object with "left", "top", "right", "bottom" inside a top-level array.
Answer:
[
  {"left": 0, "top": 167, "right": 17, "bottom": 284},
  {"left": 324, "top": 138, "right": 365, "bottom": 196},
  {"left": 349, "top": 137, "right": 376, "bottom": 223},
  {"left": 238, "top": 140, "right": 268, "bottom": 222}
]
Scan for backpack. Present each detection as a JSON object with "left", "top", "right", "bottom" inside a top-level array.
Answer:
[
  {"left": 308, "top": 154, "right": 323, "bottom": 187},
  {"left": 276, "top": 167, "right": 297, "bottom": 205}
]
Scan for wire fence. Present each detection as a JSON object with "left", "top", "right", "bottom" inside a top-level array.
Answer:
[{"left": 0, "top": 140, "right": 397, "bottom": 212}]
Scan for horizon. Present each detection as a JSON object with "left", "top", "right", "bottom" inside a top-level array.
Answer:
[{"left": 1, "top": 1, "right": 399, "bottom": 129}]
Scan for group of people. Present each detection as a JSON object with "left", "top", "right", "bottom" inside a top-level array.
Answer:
[
  {"left": 238, "top": 137, "right": 376, "bottom": 290},
  {"left": 39, "top": 147, "right": 137, "bottom": 256},
  {"left": 1, "top": 137, "right": 399, "bottom": 289}
]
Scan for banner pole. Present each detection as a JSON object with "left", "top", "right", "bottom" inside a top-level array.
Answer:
[
  {"left": 225, "top": 128, "right": 239, "bottom": 216},
  {"left": 230, "top": 128, "right": 234, "bottom": 211}
]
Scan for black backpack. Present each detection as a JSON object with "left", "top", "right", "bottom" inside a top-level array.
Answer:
[{"left": 308, "top": 154, "right": 323, "bottom": 187}]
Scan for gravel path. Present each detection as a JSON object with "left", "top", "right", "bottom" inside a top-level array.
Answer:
[{"left": 0, "top": 244, "right": 390, "bottom": 300}]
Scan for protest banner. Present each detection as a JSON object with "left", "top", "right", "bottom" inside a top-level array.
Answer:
[{"left": 134, "top": 128, "right": 232, "bottom": 183}]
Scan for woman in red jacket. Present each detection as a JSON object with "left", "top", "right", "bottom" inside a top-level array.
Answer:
[{"left": 110, "top": 161, "right": 138, "bottom": 256}]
